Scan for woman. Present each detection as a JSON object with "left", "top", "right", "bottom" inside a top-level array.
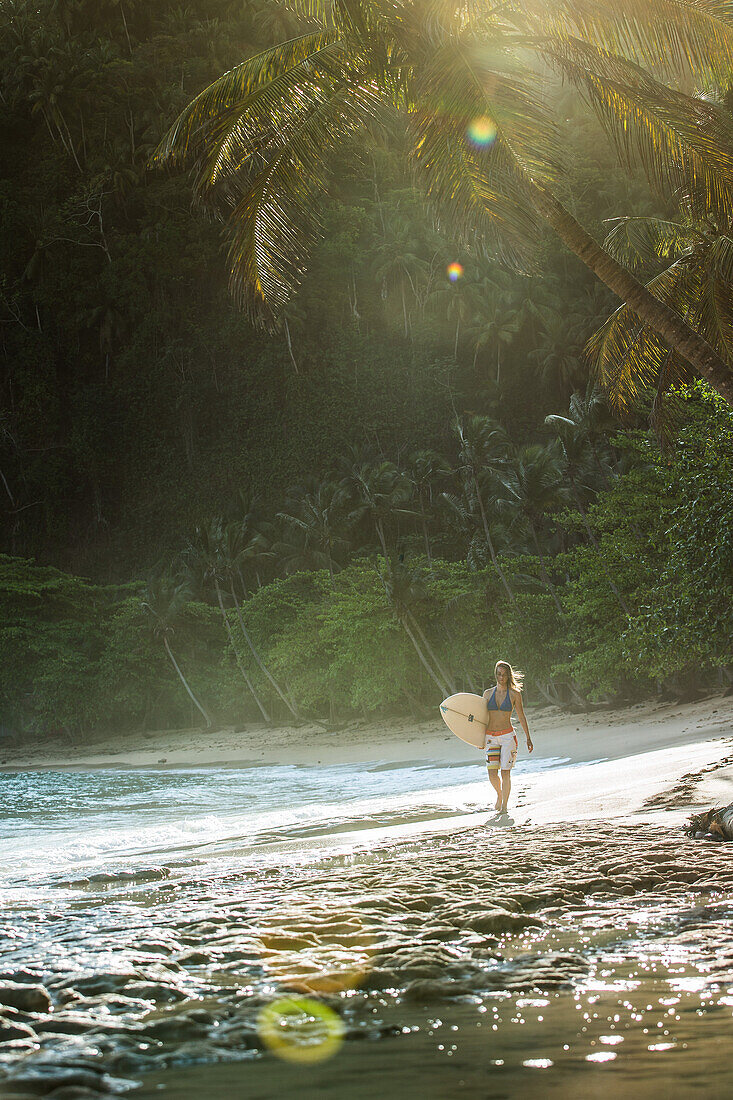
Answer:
[{"left": 483, "top": 661, "right": 533, "bottom": 813}]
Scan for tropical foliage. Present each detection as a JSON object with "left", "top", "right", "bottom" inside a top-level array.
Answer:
[
  {"left": 1, "top": 2, "right": 732, "bottom": 742},
  {"left": 158, "top": 0, "right": 733, "bottom": 402},
  {"left": 1, "top": 385, "right": 731, "bottom": 740}
]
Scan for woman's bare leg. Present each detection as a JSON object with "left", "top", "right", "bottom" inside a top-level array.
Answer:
[
  {"left": 487, "top": 769, "right": 502, "bottom": 810},
  {"left": 500, "top": 769, "right": 511, "bottom": 811}
]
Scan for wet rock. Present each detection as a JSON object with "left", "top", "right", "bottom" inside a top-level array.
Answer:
[
  {"left": 402, "top": 978, "right": 472, "bottom": 1002},
  {"left": 122, "top": 982, "right": 186, "bottom": 1004},
  {"left": 214, "top": 1024, "right": 258, "bottom": 1048},
  {"left": 0, "top": 982, "right": 51, "bottom": 1013},
  {"left": 136, "top": 941, "right": 174, "bottom": 955},
  {"left": 135, "top": 1014, "right": 210, "bottom": 1041},
  {"left": 462, "top": 910, "right": 541, "bottom": 935},
  {"left": 69, "top": 994, "right": 151, "bottom": 1015},
  {"left": 175, "top": 951, "right": 209, "bottom": 966},
  {"left": 417, "top": 926, "right": 460, "bottom": 943},
  {"left": 34, "top": 1015, "right": 95, "bottom": 1035},
  {"left": 53, "top": 972, "right": 142, "bottom": 996},
  {"left": 0, "top": 970, "right": 46, "bottom": 985},
  {"left": 46, "top": 1089, "right": 109, "bottom": 1100},
  {"left": 2, "top": 1069, "right": 111, "bottom": 1096},
  {"left": 0, "top": 1016, "right": 39, "bottom": 1042}
]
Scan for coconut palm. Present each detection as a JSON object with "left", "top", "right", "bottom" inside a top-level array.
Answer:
[
  {"left": 155, "top": 0, "right": 733, "bottom": 404},
  {"left": 427, "top": 266, "right": 479, "bottom": 358},
  {"left": 587, "top": 204, "right": 733, "bottom": 419},
  {"left": 371, "top": 208, "right": 429, "bottom": 337},
  {"left": 141, "top": 573, "right": 213, "bottom": 728},
  {"left": 470, "top": 300, "right": 522, "bottom": 381},
  {"left": 381, "top": 561, "right": 455, "bottom": 696},
  {"left": 529, "top": 305, "right": 585, "bottom": 393},
  {"left": 405, "top": 449, "right": 451, "bottom": 566},
  {"left": 184, "top": 520, "right": 273, "bottom": 724},
  {"left": 492, "top": 442, "right": 569, "bottom": 614},
  {"left": 188, "top": 518, "right": 301, "bottom": 722},
  {"left": 545, "top": 397, "right": 632, "bottom": 615},
  {"left": 277, "top": 478, "right": 351, "bottom": 583},
  {"left": 341, "top": 458, "right": 416, "bottom": 564},
  {"left": 455, "top": 415, "right": 516, "bottom": 602}
]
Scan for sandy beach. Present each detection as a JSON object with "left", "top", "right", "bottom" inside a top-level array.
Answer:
[
  {"left": 2, "top": 693, "right": 733, "bottom": 1099},
  {"left": 4, "top": 692, "right": 733, "bottom": 778}
]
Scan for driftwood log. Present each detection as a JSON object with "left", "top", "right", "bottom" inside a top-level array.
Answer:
[{"left": 685, "top": 803, "right": 733, "bottom": 840}]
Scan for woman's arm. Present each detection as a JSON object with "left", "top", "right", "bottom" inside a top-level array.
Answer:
[{"left": 513, "top": 692, "right": 533, "bottom": 753}]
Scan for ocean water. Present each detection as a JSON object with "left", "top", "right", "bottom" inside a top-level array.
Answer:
[
  {"left": 0, "top": 755, "right": 558, "bottom": 892},
  {"left": 2, "top": 756, "right": 733, "bottom": 1098}
]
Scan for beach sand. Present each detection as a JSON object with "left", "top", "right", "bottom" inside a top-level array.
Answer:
[
  {"left": 3, "top": 694, "right": 733, "bottom": 1099},
  {"left": 3, "top": 693, "right": 733, "bottom": 776}
]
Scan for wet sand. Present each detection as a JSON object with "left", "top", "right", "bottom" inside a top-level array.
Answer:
[{"left": 137, "top": 995, "right": 733, "bottom": 1100}]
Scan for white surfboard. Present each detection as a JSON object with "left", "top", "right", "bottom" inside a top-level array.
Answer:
[{"left": 439, "top": 692, "right": 489, "bottom": 749}]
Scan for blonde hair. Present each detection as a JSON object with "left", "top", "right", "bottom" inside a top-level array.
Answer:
[{"left": 495, "top": 661, "right": 523, "bottom": 692}]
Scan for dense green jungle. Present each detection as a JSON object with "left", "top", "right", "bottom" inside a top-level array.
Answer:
[{"left": 1, "top": 0, "right": 732, "bottom": 740}]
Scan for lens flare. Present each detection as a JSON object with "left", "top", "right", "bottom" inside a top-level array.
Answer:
[
  {"left": 467, "top": 116, "right": 497, "bottom": 148},
  {"left": 258, "top": 996, "right": 344, "bottom": 1064},
  {"left": 447, "top": 262, "right": 464, "bottom": 282}
]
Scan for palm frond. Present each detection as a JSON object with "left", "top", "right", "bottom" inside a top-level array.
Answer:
[
  {"left": 543, "top": 37, "right": 733, "bottom": 221},
  {"left": 556, "top": 40, "right": 733, "bottom": 221},
  {"left": 603, "top": 216, "right": 702, "bottom": 269},
  {"left": 531, "top": 0, "right": 733, "bottom": 84},
  {"left": 224, "top": 80, "right": 382, "bottom": 324},
  {"left": 408, "top": 39, "right": 555, "bottom": 267},
  {"left": 586, "top": 261, "right": 698, "bottom": 410},
  {"left": 153, "top": 32, "right": 342, "bottom": 170},
  {"left": 697, "top": 233, "right": 733, "bottom": 361}
]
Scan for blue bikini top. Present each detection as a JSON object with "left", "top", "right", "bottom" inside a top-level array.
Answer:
[{"left": 487, "top": 686, "right": 513, "bottom": 712}]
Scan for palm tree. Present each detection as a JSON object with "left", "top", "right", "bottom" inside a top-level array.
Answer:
[
  {"left": 188, "top": 519, "right": 302, "bottom": 723},
  {"left": 141, "top": 574, "right": 213, "bottom": 729},
  {"left": 276, "top": 478, "right": 351, "bottom": 583},
  {"left": 470, "top": 300, "right": 522, "bottom": 382},
  {"left": 405, "top": 449, "right": 451, "bottom": 567},
  {"left": 455, "top": 416, "right": 516, "bottom": 603},
  {"left": 155, "top": 0, "right": 733, "bottom": 404},
  {"left": 427, "top": 266, "right": 479, "bottom": 358},
  {"left": 492, "top": 442, "right": 569, "bottom": 614},
  {"left": 184, "top": 520, "right": 273, "bottom": 724},
  {"left": 381, "top": 562, "right": 455, "bottom": 696},
  {"left": 545, "top": 397, "right": 632, "bottom": 615},
  {"left": 587, "top": 204, "right": 733, "bottom": 419},
  {"left": 529, "top": 305, "right": 585, "bottom": 393},
  {"left": 371, "top": 208, "right": 429, "bottom": 337},
  {"left": 341, "top": 459, "right": 415, "bottom": 565}
]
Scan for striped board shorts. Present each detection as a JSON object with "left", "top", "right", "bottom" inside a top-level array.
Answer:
[{"left": 486, "top": 730, "right": 518, "bottom": 771}]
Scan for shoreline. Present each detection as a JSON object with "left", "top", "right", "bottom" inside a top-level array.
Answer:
[
  {"left": 3, "top": 695, "right": 733, "bottom": 1100},
  {"left": 2, "top": 693, "right": 732, "bottom": 777}
]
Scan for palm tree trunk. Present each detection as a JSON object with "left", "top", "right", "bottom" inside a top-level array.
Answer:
[
  {"left": 229, "top": 583, "right": 300, "bottom": 720},
  {"left": 528, "top": 182, "right": 733, "bottom": 406},
  {"left": 405, "top": 610, "right": 455, "bottom": 694},
  {"left": 162, "top": 635, "right": 212, "bottom": 728},
  {"left": 214, "top": 581, "right": 272, "bottom": 724},
  {"left": 422, "top": 516, "right": 433, "bottom": 568},
  {"left": 400, "top": 616, "right": 450, "bottom": 696},
  {"left": 473, "top": 472, "right": 516, "bottom": 604},
  {"left": 375, "top": 517, "right": 389, "bottom": 562}
]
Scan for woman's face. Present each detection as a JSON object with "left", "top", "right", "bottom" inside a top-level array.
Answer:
[{"left": 496, "top": 665, "right": 509, "bottom": 686}]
